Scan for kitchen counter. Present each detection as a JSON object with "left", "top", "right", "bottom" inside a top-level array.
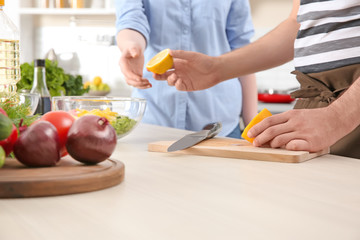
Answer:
[
  {"left": 1, "top": 123, "right": 360, "bottom": 240},
  {"left": 258, "top": 101, "right": 296, "bottom": 113}
]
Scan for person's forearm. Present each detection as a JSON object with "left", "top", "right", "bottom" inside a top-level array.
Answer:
[
  {"left": 329, "top": 76, "right": 360, "bottom": 135},
  {"left": 217, "top": 18, "right": 299, "bottom": 81},
  {"left": 116, "top": 29, "right": 146, "bottom": 52},
  {"left": 239, "top": 74, "right": 258, "bottom": 126}
]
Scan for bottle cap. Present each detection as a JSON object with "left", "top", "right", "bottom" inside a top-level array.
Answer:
[
  {"left": 34, "top": 59, "right": 45, "bottom": 67},
  {"left": 0, "top": 0, "right": 4, "bottom": 6}
]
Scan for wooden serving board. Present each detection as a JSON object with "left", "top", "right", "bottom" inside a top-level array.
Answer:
[
  {"left": 148, "top": 138, "right": 329, "bottom": 163},
  {"left": 0, "top": 157, "right": 124, "bottom": 198}
]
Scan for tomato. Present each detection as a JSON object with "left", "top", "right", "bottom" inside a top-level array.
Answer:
[
  {"left": 0, "top": 124, "right": 18, "bottom": 156},
  {"left": 40, "top": 111, "right": 75, "bottom": 157}
]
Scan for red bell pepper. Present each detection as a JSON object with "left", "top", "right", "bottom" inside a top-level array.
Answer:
[{"left": 0, "top": 108, "right": 18, "bottom": 156}]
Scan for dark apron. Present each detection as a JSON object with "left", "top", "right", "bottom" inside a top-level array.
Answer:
[{"left": 290, "top": 64, "right": 360, "bottom": 159}]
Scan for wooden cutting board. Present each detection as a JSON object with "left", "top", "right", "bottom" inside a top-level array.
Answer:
[
  {"left": 0, "top": 157, "right": 124, "bottom": 198},
  {"left": 148, "top": 138, "right": 329, "bottom": 163}
]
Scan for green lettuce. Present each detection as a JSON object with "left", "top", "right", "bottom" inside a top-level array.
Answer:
[{"left": 17, "top": 60, "right": 89, "bottom": 96}]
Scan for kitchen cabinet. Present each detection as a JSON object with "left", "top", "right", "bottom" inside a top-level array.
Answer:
[
  {"left": 10, "top": 0, "right": 131, "bottom": 96},
  {"left": 18, "top": 8, "right": 115, "bottom": 16},
  {"left": 16, "top": 1, "right": 116, "bottom": 63}
]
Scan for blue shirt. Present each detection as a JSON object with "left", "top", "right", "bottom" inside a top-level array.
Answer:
[{"left": 115, "top": 0, "right": 254, "bottom": 136}]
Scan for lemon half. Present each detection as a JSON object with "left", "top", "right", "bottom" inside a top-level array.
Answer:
[{"left": 146, "top": 49, "right": 173, "bottom": 74}]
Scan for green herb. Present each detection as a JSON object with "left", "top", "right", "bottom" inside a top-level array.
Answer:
[
  {"left": 44, "top": 60, "right": 66, "bottom": 96},
  {"left": 17, "top": 59, "right": 89, "bottom": 96},
  {"left": 17, "top": 62, "right": 34, "bottom": 90},
  {"left": 0, "top": 98, "right": 39, "bottom": 129},
  {"left": 63, "top": 74, "right": 89, "bottom": 96},
  {"left": 111, "top": 116, "right": 137, "bottom": 136}
]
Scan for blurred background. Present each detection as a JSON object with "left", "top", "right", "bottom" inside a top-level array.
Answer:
[{"left": 4, "top": 0, "right": 298, "bottom": 111}]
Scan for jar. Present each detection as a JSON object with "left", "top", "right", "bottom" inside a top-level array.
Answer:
[
  {"left": 71, "top": 0, "right": 84, "bottom": 8},
  {"left": 55, "top": 0, "right": 67, "bottom": 8}
]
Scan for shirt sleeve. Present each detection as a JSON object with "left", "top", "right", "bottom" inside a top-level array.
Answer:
[
  {"left": 115, "top": 0, "right": 151, "bottom": 45},
  {"left": 226, "top": 0, "right": 255, "bottom": 50}
]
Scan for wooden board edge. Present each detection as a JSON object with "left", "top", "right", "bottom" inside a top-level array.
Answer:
[
  {"left": 304, "top": 147, "right": 330, "bottom": 160},
  {"left": 0, "top": 160, "right": 125, "bottom": 198},
  {"left": 168, "top": 147, "right": 306, "bottom": 163},
  {"left": 148, "top": 141, "right": 329, "bottom": 163}
]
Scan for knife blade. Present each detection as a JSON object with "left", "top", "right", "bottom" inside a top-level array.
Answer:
[{"left": 167, "top": 122, "right": 222, "bottom": 152}]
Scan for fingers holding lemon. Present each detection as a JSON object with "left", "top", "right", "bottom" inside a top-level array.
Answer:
[
  {"left": 146, "top": 49, "right": 173, "bottom": 74},
  {"left": 241, "top": 108, "right": 272, "bottom": 143}
]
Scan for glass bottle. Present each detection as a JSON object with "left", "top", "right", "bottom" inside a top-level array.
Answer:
[
  {"left": 0, "top": 0, "right": 20, "bottom": 102},
  {"left": 31, "top": 59, "right": 51, "bottom": 115}
]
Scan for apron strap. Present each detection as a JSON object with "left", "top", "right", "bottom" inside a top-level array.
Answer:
[{"left": 290, "top": 70, "right": 348, "bottom": 105}]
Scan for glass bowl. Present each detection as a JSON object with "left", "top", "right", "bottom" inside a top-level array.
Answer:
[
  {"left": 18, "top": 92, "right": 40, "bottom": 115},
  {"left": 52, "top": 96, "right": 147, "bottom": 139}
]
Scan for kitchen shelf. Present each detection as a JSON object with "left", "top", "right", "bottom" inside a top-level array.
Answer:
[
  {"left": 18, "top": 8, "right": 116, "bottom": 16},
  {"left": 17, "top": 6, "right": 116, "bottom": 63}
]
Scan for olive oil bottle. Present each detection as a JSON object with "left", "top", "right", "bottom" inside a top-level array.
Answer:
[{"left": 0, "top": 0, "right": 20, "bottom": 102}]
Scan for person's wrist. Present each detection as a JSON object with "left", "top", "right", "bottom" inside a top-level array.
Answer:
[
  {"left": 213, "top": 56, "right": 225, "bottom": 85},
  {"left": 121, "top": 40, "right": 142, "bottom": 54},
  {"left": 327, "top": 101, "right": 354, "bottom": 139}
]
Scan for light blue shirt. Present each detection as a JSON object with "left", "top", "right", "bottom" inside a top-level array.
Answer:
[{"left": 115, "top": 0, "right": 254, "bottom": 136}]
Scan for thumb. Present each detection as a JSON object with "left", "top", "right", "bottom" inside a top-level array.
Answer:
[{"left": 170, "top": 50, "right": 195, "bottom": 61}]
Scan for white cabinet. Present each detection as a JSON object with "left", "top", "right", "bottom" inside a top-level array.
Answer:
[
  {"left": 9, "top": 0, "right": 131, "bottom": 97},
  {"left": 16, "top": 1, "right": 116, "bottom": 63},
  {"left": 19, "top": 8, "right": 115, "bottom": 15}
]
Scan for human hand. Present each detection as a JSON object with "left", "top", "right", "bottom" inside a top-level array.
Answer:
[
  {"left": 119, "top": 43, "right": 151, "bottom": 89},
  {"left": 247, "top": 107, "right": 344, "bottom": 152},
  {"left": 153, "top": 50, "right": 221, "bottom": 91}
]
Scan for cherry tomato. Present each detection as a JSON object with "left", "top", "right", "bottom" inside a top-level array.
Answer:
[
  {"left": 0, "top": 124, "right": 18, "bottom": 156},
  {"left": 40, "top": 111, "right": 75, "bottom": 157}
]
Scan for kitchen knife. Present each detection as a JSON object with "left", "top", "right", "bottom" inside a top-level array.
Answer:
[{"left": 167, "top": 122, "right": 222, "bottom": 152}]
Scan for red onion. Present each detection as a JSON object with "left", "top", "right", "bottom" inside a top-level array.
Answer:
[
  {"left": 66, "top": 115, "right": 117, "bottom": 164},
  {"left": 14, "top": 121, "right": 61, "bottom": 167}
]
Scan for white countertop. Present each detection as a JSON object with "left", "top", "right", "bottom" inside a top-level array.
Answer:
[{"left": 1, "top": 123, "right": 360, "bottom": 240}]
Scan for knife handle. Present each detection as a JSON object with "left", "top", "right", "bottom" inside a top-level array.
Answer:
[{"left": 203, "top": 122, "right": 222, "bottom": 139}]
